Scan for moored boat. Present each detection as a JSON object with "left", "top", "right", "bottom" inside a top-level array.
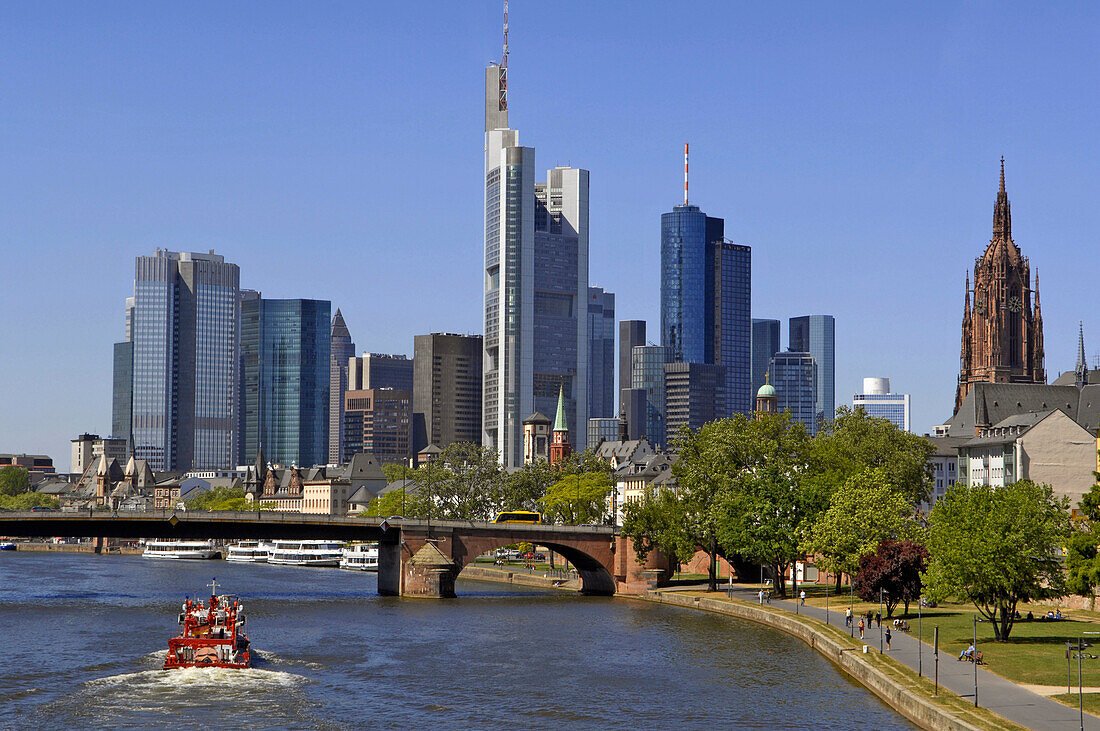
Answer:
[
  {"left": 339, "top": 542, "right": 378, "bottom": 571},
  {"left": 143, "top": 539, "right": 218, "bottom": 560},
  {"left": 164, "top": 578, "right": 250, "bottom": 669},
  {"left": 0, "top": 540, "right": 16, "bottom": 551},
  {"left": 267, "top": 539, "right": 342, "bottom": 567},
  {"left": 226, "top": 540, "right": 270, "bottom": 563}
]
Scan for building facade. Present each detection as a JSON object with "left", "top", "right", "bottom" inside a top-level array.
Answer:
[
  {"left": 71, "top": 434, "right": 127, "bottom": 475},
  {"left": 770, "top": 350, "right": 818, "bottom": 435},
  {"left": 328, "top": 309, "right": 355, "bottom": 465},
  {"left": 349, "top": 353, "right": 413, "bottom": 394},
  {"left": 751, "top": 318, "right": 781, "bottom": 396},
  {"left": 117, "top": 250, "right": 240, "bottom": 471},
  {"left": 587, "top": 287, "right": 616, "bottom": 419},
  {"left": 343, "top": 389, "right": 412, "bottom": 465},
  {"left": 412, "top": 333, "right": 483, "bottom": 453},
  {"left": 239, "top": 296, "right": 331, "bottom": 469},
  {"left": 618, "top": 320, "right": 647, "bottom": 411},
  {"left": 852, "top": 377, "right": 911, "bottom": 432},
  {"left": 587, "top": 417, "right": 621, "bottom": 447},
  {"left": 789, "top": 314, "right": 835, "bottom": 427},
  {"left": 664, "top": 362, "right": 727, "bottom": 437},
  {"left": 955, "top": 160, "right": 1045, "bottom": 412},
  {"left": 632, "top": 345, "right": 669, "bottom": 448},
  {"left": 482, "top": 57, "right": 589, "bottom": 468}
]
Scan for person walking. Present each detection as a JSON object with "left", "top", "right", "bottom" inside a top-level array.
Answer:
[
  {"left": 800, "top": 589, "right": 806, "bottom": 606},
  {"left": 884, "top": 628, "right": 892, "bottom": 651},
  {"left": 874, "top": 611, "right": 881, "bottom": 628},
  {"left": 845, "top": 607, "right": 852, "bottom": 627},
  {"left": 858, "top": 618, "right": 865, "bottom": 640},
  {"left": 758, "top": 589, "right": 764, "bottom": 605}
]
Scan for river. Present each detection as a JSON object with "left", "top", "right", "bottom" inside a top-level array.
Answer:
[{"left": 0, "top": 553, "right": 915, "bottom": 729}]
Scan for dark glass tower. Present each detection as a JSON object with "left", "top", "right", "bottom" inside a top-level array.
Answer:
[
  {"left": 751, "top": 318, "right": 781, "bottom": 395},
  {"left": 328, "top": 310, "right": 355, "bottom": 465},
  {"left": 789, "top": 315, "right": 835, "bottom": 427}
]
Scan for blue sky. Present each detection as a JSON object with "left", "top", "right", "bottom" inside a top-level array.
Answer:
[{"left": 2, "top": 1, "right": 1098, "bottom": 467}]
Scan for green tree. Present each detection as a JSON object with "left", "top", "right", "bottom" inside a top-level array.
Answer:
[
  {"left": 539, "top": 471, "right": 612, "bottom": 525},
  {"left": 1077, "top": 451, "right": 1100, "bottom": 521},
  {"left": 186, "top": 486, "right": 250, "bottom": 511},
  {"left": 503, "top": 459, "right": 557, "bottom": 513},
  {"left": 621, "top": 486, "right": 696, "bottom": 568},
  {"left": 430, "top": 442, "right": 502, "bottom": 520},
  {"left": 0, "top": 466, "right": 30, "bottom": 496},
  {"left": 810, "top": 406, "right": 935, "bottom": 505},
  {"left": 362, "top": 487, "right": 429, "bottom": 518},
  {"left": 0, "top": 491, "right": 60, "bottom": 510},
  {"left": 802, "top": 467, "right": 918, "bottom": 582},
  {"left": 924, "top": 480, "right": 1070, "bottom": 641},
  {"left": 381, "top": 463, "right": 418, "bottom": 484}
]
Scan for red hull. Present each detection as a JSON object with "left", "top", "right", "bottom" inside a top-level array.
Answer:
[{"left": 164, "top": 583, "right": 251, "bottom": 670}]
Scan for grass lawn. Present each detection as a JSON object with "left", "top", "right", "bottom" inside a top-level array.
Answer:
[{"left": 1050, "top": 692, "right": 1100, "bottom": 715}]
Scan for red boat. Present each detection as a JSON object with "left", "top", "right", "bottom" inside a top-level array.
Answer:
[{"left": 164, "top": 579, "right": 251, "bottom": 669}]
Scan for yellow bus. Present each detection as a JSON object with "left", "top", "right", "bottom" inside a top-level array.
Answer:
[{"left": 493, "top": 511, "right": 542, "bottom": 524}]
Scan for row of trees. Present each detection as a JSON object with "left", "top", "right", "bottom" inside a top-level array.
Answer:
[{"left": 0, "top": 466, "right": 59, "bottom": 509}]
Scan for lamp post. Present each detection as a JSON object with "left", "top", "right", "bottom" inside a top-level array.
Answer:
[
  {"left": 849, "top": 578, "right": 854, "bottom": 638},
  {"left": 825, "top": 576, "right": 830, "bottom": 626},
  {"left": 972, "top": 614, "right": 978, "bottom": 707},
  {"left": 918, "top": 596, "right": 923, "bottom": 678},
  {"left": 879, "top": 588, "right": 885, "bottom": 653}
]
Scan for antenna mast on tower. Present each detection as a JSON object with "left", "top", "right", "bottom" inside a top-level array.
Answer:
[
  {"left": 683, "top": 143, "right": 689, "bottom": 205},
  {"left": 499, "top": 1, "right": 509, "bottom": 112}
]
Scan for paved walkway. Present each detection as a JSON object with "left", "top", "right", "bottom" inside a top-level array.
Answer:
[{"left": 718, "top": 586, "right": 1100, "bottom": 731}]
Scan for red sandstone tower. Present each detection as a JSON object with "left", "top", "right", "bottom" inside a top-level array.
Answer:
[
  {"left": 955, "top": 159, "right": 1046, "bottom": 413},
  {"left": 549, "top": 384, "right": 572, "bottom": 468}
]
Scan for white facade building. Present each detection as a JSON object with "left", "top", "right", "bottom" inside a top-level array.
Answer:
[{"left": 853, "top": 377, "right": 911, "bottom": 432}]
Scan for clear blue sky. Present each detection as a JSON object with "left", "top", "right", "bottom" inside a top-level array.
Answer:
[{"left": 2, "top": 1, "right": 1098, "bottom": 467}]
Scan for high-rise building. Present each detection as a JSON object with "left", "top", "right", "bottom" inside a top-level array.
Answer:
[
  {"left": 789, "top": 314, "right": 835, "bottom": 427},
  {"left": 660, "top": 156, "right": 751, "bottom": 418},
  {"left": 71, "top": 434, "right": 127, "bottom": 475},
  {"left": 752, "top": 318, "right": 781, "bottom": 395},
  {"left": 955, "top": 160, "right": 1045, "bottom": 412},
  {"left": 619, "top": 387, "right": 648, "bottom": 442},
  {"left": 587, "top": 417, "right": 620, "bottom": 447},
  {"left": 587, "top": 287, "right": 616, "bottom": 419},
  {"left": 239, "top": 296, "right": 331, "bottom": 468},
  {"left": 482, "top": 38, "right": 589, "bottom": 468},
  {"left": 770, "top": 350, "right": 818, "bottom": 435},
  {"left": 853, "top": 377, "right": 911, "bottom": 432},
  {"left": 118, "top": 249, "right": 240, "bottom": 471},
  {"left": 349, "top": 353, "right": 413, "bottom": 393},
  {"left": 618, "top": 320, "right": 647, "bottom": 408},
  {"left": 111, "top": 341, "right": 133, "bottom": 453},
  {"left": 343, "top": 389, "right": 412, "bottom": 465},
  {"left": 328, "top": 310, "right": 355, "bottom": 465},
  {"left": 632, "top": 345, "right": 669, "bottom": 447},
  {"left": 664, "top": 362, "right": 727, "bottom": 437},
  {"left": 412, "top": 333, "right": 483, "bottom": 453}
]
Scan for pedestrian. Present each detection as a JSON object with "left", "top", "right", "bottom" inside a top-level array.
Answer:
[
  {"left": 765, "top": 590, "right": 771, "bottom": 604},
  {"left": 758, "top": 589, "right": 764, "bottom": 605},
  {"left": 885, "top": 628, "right": 892, "bottom": 650},
  {"left": 875, "top": 611, "right": 881, "bottom": 628},
  {"left": 858, "top": 618, "right": 865, "bottom": 640},
  {"left": 845, "top": 607, "right": 852, "bottom": 627},
  {"left": 800, "top": 589, "right": 806, "bottom": 606}
]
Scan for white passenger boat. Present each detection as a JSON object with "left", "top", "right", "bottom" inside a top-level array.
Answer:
[
  {"left": 143, "top": 539, "right": 218, "bottom": 560},
  {"left": 226, "top": 540, "right": 271, "bottom": 563},
  {"left": 266, "top": 540, "right": 343, "bottom": 567},
  {"left": 339, "top": 543, "right": 379, "bottom": 571}
]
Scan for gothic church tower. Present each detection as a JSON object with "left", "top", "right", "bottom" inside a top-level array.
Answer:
[{"left": 955, "top": 160, "right": 1046, "bottom": 412}]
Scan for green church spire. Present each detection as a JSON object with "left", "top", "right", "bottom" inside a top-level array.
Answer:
[{"left": 553, "top": 383, "right": 568, "bottom": 432}]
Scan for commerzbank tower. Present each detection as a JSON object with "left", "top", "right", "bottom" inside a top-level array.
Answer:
[{"left": 481, "top": 4, "right": 590, "bottom": 468}]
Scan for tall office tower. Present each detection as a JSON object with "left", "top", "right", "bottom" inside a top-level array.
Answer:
[
  {"left": 587, "top": 417, "right": 620, "bottom": 447},
  {"left": 239, "top": 296, "right": 331, "bottom": 468},
  {"left": 751, "top": 318, "right": 781, "bottom": 395},
  {"left": 482, "top": 29, "right": 589, "bottom": 468},
  {"left": 853, "top": 377, "right": 911, "bottom": 432},
  {"left": 770, "top": 350, "right": 818, "bottom": 435},
  {"left": 632, "top": 345, "right": 670, "bottom": 447},
  {"left": 618, "top": 320, "right": 647, "bottom": 408},
  {"left": 789, "top": 314, "right": 835, "bottom": 427},
  {"left": 117, "top": 250, "right": 240, "bottom": 471},
  {"left": 111, "top": 341, "right": 133, "bottom": 452},
  {"left": 349, "top": 353, "right": 414, "bottom": 393},
  {"left": 660, "top": 151, "right": 751, "bottom": 418},
  {"left": 664, "top": 362, "right": 727, "bottom": 437},
  {"left": 619, "top": 387, "right": 648, "bottom": 441},
  {"left": 328, "top": 310, "right": 356, "bottom": 465},
  {"left": 587, "top": 287, "right": 616, "bottom": 419},
  {"left": 343, "top": 389, "right": 412, "bottom": 465},
  {"left": 412, "top": 333, "right": 483, "bottom": 453}
]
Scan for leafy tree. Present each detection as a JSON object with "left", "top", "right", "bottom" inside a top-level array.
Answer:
[
  {"left": 1065, "top": 529, "right": 1100, "bottom": 604},
  {"left": 0, "top": 491, "right": 60, "bottom": 510},
  {"left": 381, "top": 463, "right": 418, "bottom": 484},
  {"left": 503, "top": 459, "right": 557, "bottom": 513},
  {"left": 924, "top": 480, "right": 1070, "bottom": 641},
  {"left": 539, "top": 472, "right": 612, "bottom": 525},
  {"left": 853, "top": 539, "right": 929, "bottom": 617},
  {"left": 186, "top": 486, "right": 250, "bottom": 511},
  {"left": 802, "top": 467, "right": 918, "bottom": 582},
  {"left": 621, "top": 486, "right": 696, "bottom": 567},
  {"left": 811, "top": 406, "right": 934, "bottom": 505},
  {"left": 0, "top": 466, "right": 30, "bottom": 497},
  {"left": 1077, "top": 451, "right": 1100, "bottom": 522},
  {"left": 428, "top": 442, "right": 502, "bottom": 520},
  {"left": 362, "top": 487, "right": 429, "bottom": 518}
]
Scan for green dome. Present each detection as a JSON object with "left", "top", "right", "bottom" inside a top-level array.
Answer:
[{"left": 756, "top": 383, "right": 777, "bottom": 398}]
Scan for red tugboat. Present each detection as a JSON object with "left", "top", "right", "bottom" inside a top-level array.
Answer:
[{"left": 164, "top": 578, "right": 251, "bottom": 669}]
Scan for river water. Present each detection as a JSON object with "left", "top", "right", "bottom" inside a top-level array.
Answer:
[{"left": 0, "top": 553, "right": 914, "bottom": 730}]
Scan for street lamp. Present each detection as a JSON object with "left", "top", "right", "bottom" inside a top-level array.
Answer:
[
  {"left": 879, "top": 588, "right": 885, "bottom": 653},
  {"left": 918, "top": 596, "right": 924, "bottom": 678},
  {"left": 849, "top": 577, "right": 855, "bottom": 638}
]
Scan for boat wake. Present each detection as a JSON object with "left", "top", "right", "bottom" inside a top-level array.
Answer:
[{"left": 86, "top": 666, "right": 307, "bottom": 698}]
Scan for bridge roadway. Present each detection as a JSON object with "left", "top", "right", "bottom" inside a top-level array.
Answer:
[{"left": 0, "top": 511, "right": 629, "bottom": 598}]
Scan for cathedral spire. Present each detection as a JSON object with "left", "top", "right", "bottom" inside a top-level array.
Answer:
[
  {"left": 1077, "top": 321, "right": 1089, "bottom": 388},
  {"left": 992, "top": 157, "right": 1012, "bottom": 240}
]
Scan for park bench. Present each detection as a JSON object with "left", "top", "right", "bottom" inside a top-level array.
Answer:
[
  {"left": 897, "top": 621, "right": 911, "bottom": 632},
  {"left": 969, "top": 651, "right": 984, "bottom": 665}
]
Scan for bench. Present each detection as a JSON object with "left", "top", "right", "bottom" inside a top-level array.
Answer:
[{"left": 897, "top": 621, "right": 911, "bottom": 632}]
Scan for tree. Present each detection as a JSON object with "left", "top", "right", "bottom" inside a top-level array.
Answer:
[
  {"left": 381, "top": 463, "right": 417, "bottom": 484},
  {"left": 503, "top": 459, "right": 557, "bottom": 513},
  {"left": 539, "top": 472, "right": 612, "bottom": 525},
  {"left": 1065, "top": 529, "right": 1100, "bottom": 607},
  {"left": 429, "top": 442, "right": 502, "bottom": 520},
  {"left": 621, "top": 486, "right": 696, "bottom": 566},
  {"left": 924, "top": 480, "right": 1070, "bottom": 641},
  {"left": 1077, "top": 451, "right": 1100, "bottom": 522},
  {"left": 0, "top": 491, "right": 59, "bottom": 510},
  {"left": 0, "top": 466, "right": 30, "bottom": 497},
  {"left": 853, "top": 539, "right": 929, "bottom": 617},
  {"left": 186, "top": 486, "right": 250, "bottom": 511},
  {"left": 810, "top": 406, "right": 934, "bottom": 505},
  {"left": 802, "top": 467, "right": 918, "bottom": 582},
  {"left": 362, "top": 488, "right": 429, "bottom": 518}
]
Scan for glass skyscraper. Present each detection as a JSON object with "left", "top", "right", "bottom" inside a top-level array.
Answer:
[
  {"left": 752, "top": 318, "right": 781, "bottom": 395},
  {"left": 789, "top": 315, "right": 835, "bottom": 426},
  {"left": 853, "top": 377, "right": 911, "bottom": 432},
  {"left": 587, "top": 286, "right": 616, "bottom": 419},
  {"left": 632, "top": 345, "right": 669, "bottom": 448},
  {"left": 239, "top": 296, "right": 331, "bottom": 468},
  {"left": 118, "top": 250, "right": 240, "bottom": 471},
  {"left": 771, "top": 350, "right": 818, "bottom": 435},
  {"left": 328, "top": 310, "right": 355, "bottom": 465},
  {"left": 660, "top": 205, "right": 751, "bottom": 418}
]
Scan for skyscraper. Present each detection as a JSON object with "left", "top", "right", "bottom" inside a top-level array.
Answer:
[
  {"left": 770, "top": 350, "right": 818, "bottom": 435},
  {"left": 632, "top": 345, "right": 669, "bottom": 447},
  {"left": 618, "top": 320, "right": 647, "bottom": 408},
  {"left": 664, "top": 362, "right": 727, "bottom": 437},
  {"left": 412, "top": 333, "right": 483, "bottom": 453},
  {"left": 239, "top": 296, "right": 331, "bottom": 468},
  {"left": 789, "top": 314, "right": 835, "bottom": 427},
  {"left": 482, "top": 30, "right": 589, "bottom": 468},
  {"left": 111, "top": 341, "right": 133, "bottom": 452},
  {"left": 349, "top": 353, "right": 413, "bottom": 394},
  {"left": 343, "top": 389, "right": 411, "bottom": 465},
  {"left": 660, "top": 149, "right": 751, "bottom": 418},
  {"left": 853, "top": 377, "right": 911, "bottom": 432},
  {"left": 587, "top": 287, "right": 616, "bottom": 419},
  {"left": 118, "top": 249, "right": 240, "bottom": 471},
  {"left": 328, "top": 310, "right": 355, "bottom": 465},
  {"left": 751, "top": 318, "right": 781, "bottom": 395}
]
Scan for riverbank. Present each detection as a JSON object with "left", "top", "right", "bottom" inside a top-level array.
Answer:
[
  {"left": 459, "top": 564, "right": 580, "bottom": 591},
  {"left": 12, "top": 542, "right": 143, "bottom": 555}
]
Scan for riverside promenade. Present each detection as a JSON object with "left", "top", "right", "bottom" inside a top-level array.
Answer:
[{"left": 723, "top": 586, "right": 1100, "bottom": 731}]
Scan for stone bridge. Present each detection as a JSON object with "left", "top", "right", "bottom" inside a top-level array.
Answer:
[{"left": 0, "top": 511, "right": 669, "bottom": 597}]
